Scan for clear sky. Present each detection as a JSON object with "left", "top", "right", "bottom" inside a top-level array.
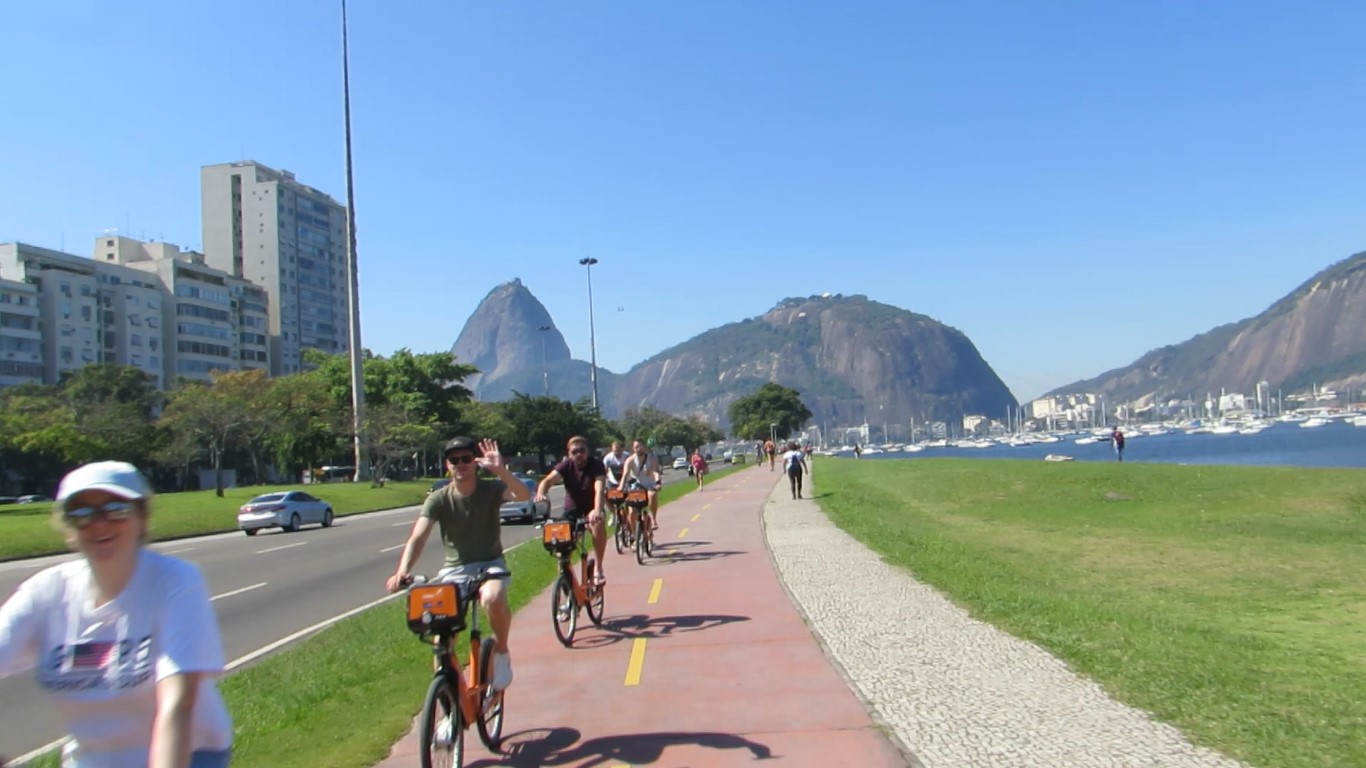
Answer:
[{"left": 3, "top": 1, "right": 1364, "bottom": 402}]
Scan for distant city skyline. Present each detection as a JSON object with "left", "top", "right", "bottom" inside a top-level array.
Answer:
[{"left": 4, "top": 2, "right": 1365, "bottom": 402}]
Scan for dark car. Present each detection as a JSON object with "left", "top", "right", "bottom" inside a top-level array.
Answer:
[{"left": 428, "top": 478, "right": 451, "bottom": 495}]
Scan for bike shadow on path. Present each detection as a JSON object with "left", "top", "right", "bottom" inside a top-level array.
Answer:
[
  {"left": 645, "top": 540, "right": 747, "bottom": 563},
  {"left": 566, "top": 611, "right": 751, "bottom": 649},
  {"left": 467, "top": 726, "right": 774, "bottom": 767}
]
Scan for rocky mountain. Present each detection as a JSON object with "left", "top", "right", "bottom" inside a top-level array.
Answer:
[
  {"left": 449, "top": 280, "right": 573, "bottom": 394},
  {"left": 1047, "top": 251, "right": 1366, "bottom": 404},
  {"left": 453, "top": 286, "right": 1018, "bottom": 430}
]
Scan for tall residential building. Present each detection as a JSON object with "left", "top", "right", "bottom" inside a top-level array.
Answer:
[
  {"left": 96, "top": 236, "right": 270, "bottom": 383},
  {"left": 0, "top": 243, "right": 162, "bottom": 386},
  {"left": 200, "top": 161, "right": 351, "bottom": 375}
]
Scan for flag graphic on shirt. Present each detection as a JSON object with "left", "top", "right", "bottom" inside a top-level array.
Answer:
[{"left": 71, "top": 641, "right": 118, "bottom": 670}]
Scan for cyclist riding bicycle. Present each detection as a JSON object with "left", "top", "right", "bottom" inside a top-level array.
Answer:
[
  {"left": 386, "top": 436, "right": 528, "bottom": 691},
  {"left": 618, "top": 439, "right": 663, "bottom": 530},
  {"left": 602, "top": 440, "right": 629, "bottom": 489},
  {"left": 535, "top": 435, "right": 609, "bottom": 586}
]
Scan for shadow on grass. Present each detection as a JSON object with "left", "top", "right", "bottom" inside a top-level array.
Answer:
[
  {"left": 469, "top": 726, "right": 774, "bottom": 767},
  {"left": 566, "top": 612, "right": 751, "bottom": 649}
]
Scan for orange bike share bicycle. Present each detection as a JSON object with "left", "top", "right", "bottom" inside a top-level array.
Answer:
[
  {"left": 625, "top": 484, "right": 655, "bottom": 564},
  {"left": 403, "top": 568, "right": 508, "bottom": 768},
  {"left": 542, "top": 516, "right": 605, "bottom": 646},
  {"left": 606, "top": 488, "right": 633, "bottom": 554}
]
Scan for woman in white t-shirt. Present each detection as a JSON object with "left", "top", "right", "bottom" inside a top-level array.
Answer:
[{"left": 0, "top": 462, "right": 233, "bottom": 768}]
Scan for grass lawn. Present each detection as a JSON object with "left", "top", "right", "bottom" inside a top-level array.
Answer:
[
  {"left": 0, "top": 481, "right": 437, "bottom": 561},
  {"left": 815, "top": 457, "right": 1366, "bottom": 768}
]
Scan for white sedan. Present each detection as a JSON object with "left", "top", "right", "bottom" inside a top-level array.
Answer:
[
  {"left": 671, "top": 456, "right": 688, "bottom": 470},
  {"left": 238, "top": 491, "right": 334, "bottom": 535}
]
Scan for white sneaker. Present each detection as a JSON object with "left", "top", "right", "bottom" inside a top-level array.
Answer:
[{"left": 492, "top": 651, "right": 513, "bottom": 691}]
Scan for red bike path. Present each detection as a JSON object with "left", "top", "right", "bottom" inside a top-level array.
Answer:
[{"left": 373, "top": 464, "right": 909, "bottom": 767}]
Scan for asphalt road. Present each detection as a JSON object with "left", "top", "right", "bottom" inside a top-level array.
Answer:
[{"left": 0, "top": 468, "right": 688, "bottom": 760}]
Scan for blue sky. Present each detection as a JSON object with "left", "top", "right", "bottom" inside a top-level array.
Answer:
[{"left": 3, "top": 1, "right": 1364, "bottom": 402}]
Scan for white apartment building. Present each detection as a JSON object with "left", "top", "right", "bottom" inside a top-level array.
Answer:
[
  {"left": 96, "top": 236, "right": 270, "bottom": 383},
  {"left": 200, "top": 161, "right": 351, "bottom": 376},
  {"left": 0, "top": 277, "right": 43, "bottom": 387},
  {"left": 0, "top": 243, "right": 162, "bottom": 386}
]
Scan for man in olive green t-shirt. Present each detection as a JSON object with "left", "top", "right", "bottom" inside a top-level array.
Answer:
[{"left": 386, "top": 436, "right": 529, "bottom": 690}]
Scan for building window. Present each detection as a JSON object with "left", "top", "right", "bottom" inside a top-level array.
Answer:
[{"left": 131, "top": 334, "right": 143, "bottom": 347}]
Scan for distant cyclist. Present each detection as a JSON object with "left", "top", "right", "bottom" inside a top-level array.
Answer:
[
  {"left": 619, "top": 439, "right": 663, "bottom": 530},
  {"left": 783, "top": 441, "right": 808, "bottom": 499},
  {"left": 386, "top": 437, "right": 528, "bottom": 691},
  {"left": 536, "top": 436, "right": 609, "bottom": 585},
  {"left": 602, "top": 440, "right": 629, "bottom": 488}
]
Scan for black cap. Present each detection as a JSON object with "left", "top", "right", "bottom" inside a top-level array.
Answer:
[{"left": 443, "top": 436, "right": 483, "bottom": 457}]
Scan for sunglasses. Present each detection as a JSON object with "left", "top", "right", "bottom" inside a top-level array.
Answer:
[
  {"left": 64, "top": 500, "right": 136, "bottom": 528},
  {"left": 445, "top": 454, "right": 477, "bottom": 465}
]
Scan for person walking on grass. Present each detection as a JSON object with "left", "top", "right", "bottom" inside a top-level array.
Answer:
[
  {"left": 1112, "top": 426, "right": 1126, "bottom": 462},
  {"left": 0, "top": 461, "right": 234, "bottom": 768},
  {"left": 386, "top": 437, "right": 529, "bottom": 692},
  {"left": 783, "top": 441, "right": 808, "bottom": 499},
  {"left": 691, "top": 449, "right": 708, "bottom": 491}
]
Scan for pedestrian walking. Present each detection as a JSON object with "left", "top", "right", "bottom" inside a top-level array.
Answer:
[{"left": 783, "top": 442, "right": 808, "bottom": 499}]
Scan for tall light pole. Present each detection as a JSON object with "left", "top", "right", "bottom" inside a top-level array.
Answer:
[
  {"left": 578, "top": 257, "right": 600, "bottom": 410},
  {"left": 341, "top": 0, "right": 367, "bottom": 481},
  {"left": 537, "top": 324, "right": 551, "bottom": 396}
]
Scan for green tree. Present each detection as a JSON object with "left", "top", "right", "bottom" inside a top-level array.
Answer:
[
  {"left": 502, "top": 394, "right": 605, "bottom": 470},
  {"left": 260, "top": 373, "right": 345, "bottom": 481},
  {"left": 303, "top": 348, "right": 478, "bottom": 428},
  {"left": 615, "top": 406, "right": 674, "bottom": 444},
  {"left": 0, "top": 388, "right": 97, "bottom": 490},
  {"left": 654, "top": 416, "right": 726, "bottom": 455},
  {"left": 727, "top": 382, "right": 813, "bottom": 441},
  {"left": 159, "top": 370, "right": 270, "bottom": 497},
  {"left": 362, "top": 403, "right": 439, "bottom": 486}
]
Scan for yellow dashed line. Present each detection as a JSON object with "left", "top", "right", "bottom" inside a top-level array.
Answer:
[
  {"left": 624, "top": 638, "right": 648, "bottom": 685},
  {"left": 678, "top": 527, "right": 689, "bottom": 538},
  {"left": 690, "top": 513, "right": 700, "bottom": 522},
  {"left": 647, "top": 578, "right": 663, "bottom": 604}
]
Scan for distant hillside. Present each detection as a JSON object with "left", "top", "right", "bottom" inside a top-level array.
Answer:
[
  {"left": 1047, "top": 251, "right": 1366, "bottom": 403},
  {"left": 452, "top": 287, "right": 1017, "bottom": 429}
]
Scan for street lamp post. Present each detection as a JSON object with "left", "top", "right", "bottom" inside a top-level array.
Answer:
[
  {"left": 537, "top": 324, "right": 551, "bottom": 396},
  {"left": 578, "top": 257, "right": 600, "bottom": 410},
  {"left": 340, "top": 0, "right": 367, "bottom": 482},
  {"left": 770, "top": 422, "right": 777, "bottom": 444}
]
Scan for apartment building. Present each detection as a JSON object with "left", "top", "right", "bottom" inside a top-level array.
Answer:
[
  {"left": 0, "top": 277, "right": 43, "bottom": 387},
  {"left": 0, "top": 243, "right": 162, "bottom": 386},
  {"left": 200, "top": 161, "right": 351, "bottom": 376},
  {"left": 96, "top": 236, "right": 270, "bottom": 383}
]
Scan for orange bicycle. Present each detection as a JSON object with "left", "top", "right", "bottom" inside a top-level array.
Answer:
[
  {"left": 542, "top": 516, "right": 605, "bottom": 646},
  {"left": 403, "top": 568, "right": 508, "bottom": 768},
  {"left": 626, "top": 487, "right": 655, "bottom": 564},
  {"left": 606, "top": 488, "right": 633, "bottom": 554}
]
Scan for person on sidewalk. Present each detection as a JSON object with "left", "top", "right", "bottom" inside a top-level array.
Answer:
[
  {"left": 0, "top": 461, "right": 234, "bottom": 768},
  {"left": 386, "top": 437, "right": 528, "bottom": 691},
  {"left": 690, "top": 449, "right": 708, "bottom": 491},
  {"left": 536, "top": 436, "right": 609, "bottom": 585},
  {"left": 618, "top": 439, "right": 663, "bottom": 530},
  {"left": 783, "top": 442, "right": 809, "bottom": 499}
]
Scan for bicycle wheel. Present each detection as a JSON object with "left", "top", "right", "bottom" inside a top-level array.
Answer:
[
  {"left": 475, "top": 637, "right": 505, "bottom": 751},
  {"left": 418, "top": 675, "right": 462, "bottom": 768},
  {"left": 644, "top": 514, "right": 655, "bottom": 557},
  {"left": 551, "top": 572, "right": 577, "bottom": 647},
  {"left": 613, "top": 511, "right": 627, "bottom": 554},
  {"left": 585, "top": 559, "right": 605, "bottom": 626}
]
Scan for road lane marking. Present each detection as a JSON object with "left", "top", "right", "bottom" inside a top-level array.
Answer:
[
  {"left": 647, "top": 578, "right": 663, "bottom": 604},
  {"left": 690, "top": 513, "right": 700, "bottom": 522},
  {"left": 212, "top": 582, "right": 267, "bottom": 601},
  {"left": 702, "top": 504, "right": 712, "bottom": 510},
  {"left": 161, "top": 547, "right": 196, "bottom": 555},
  {"left": 624, "top": 638, "right": 648, "bottom": 685},
  {"left": 380, "top": 543, "right": 404, "bottom": 553},
  {"left": 391, "top": 520, "right": 415, "bottom": 527},
  {"left": 256, "top": 542, "right": 307, "bottom": 554},
  {"left": 677, "top": 528, "right": 688, "bottom": 538}
]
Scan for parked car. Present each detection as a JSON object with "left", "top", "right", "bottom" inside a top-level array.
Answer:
[
  {"left": 16, "top": 494, "right": 50, "bottom": 504},
  {"left": 427, "top": 478, "right": 451, "bottom": 495},
  {"left": 500, "top": 475, "right": 551, "bottom": 523},
  {"left": 671, "top": 456, "right": 688, "bottom": 471},
  {"left": 238, "top": 491, "right": 334, "bottom": 535}
]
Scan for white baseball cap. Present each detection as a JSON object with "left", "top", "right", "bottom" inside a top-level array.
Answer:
[{"left": 56, "top": 461, "right": 152, "bottom": 508}]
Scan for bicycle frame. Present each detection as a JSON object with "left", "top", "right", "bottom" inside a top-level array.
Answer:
[{"left": 554, "top": 519, "right": 596, "bottom": 605}]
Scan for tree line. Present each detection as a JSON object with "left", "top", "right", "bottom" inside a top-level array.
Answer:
[{"left": 0, "top": 351, "right": 817, "bottom": 497}]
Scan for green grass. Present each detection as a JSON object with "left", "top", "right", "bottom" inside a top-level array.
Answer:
[
  {"left": 0, "top": 481, "right": 438, "bottom": 561},
  {"left": 815, "top": 457, "right": 1366, "bottom": 768}
]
